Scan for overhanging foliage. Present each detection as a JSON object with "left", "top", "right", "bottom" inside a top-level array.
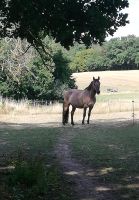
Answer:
[{"left": 0, "top": 0, "right": 129, "bottom": 48}]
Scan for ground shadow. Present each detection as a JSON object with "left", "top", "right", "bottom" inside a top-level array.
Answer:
[{"left": 0, "top": 120, "right": 139, "bottom": 200}]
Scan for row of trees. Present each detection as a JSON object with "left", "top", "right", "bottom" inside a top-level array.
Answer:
[
  {"left": 69, "top": 35, "right": 139, "bottom": 72},
  {"left": 0, "top": 35, "right": 139, "bottom": 100}
]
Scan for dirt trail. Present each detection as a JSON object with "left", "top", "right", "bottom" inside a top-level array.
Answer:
[{"left": 55, "top": 128, "right": 114, "bottom": 200}]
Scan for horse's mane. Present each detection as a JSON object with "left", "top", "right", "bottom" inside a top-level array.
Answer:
[{"left": 84, "top": 81, "right": 93, "bottom": 91}]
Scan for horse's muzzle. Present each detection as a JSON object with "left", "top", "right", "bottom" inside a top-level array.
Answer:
[{"left": 97, "top": 91, "right": 100, "bottom": 94}]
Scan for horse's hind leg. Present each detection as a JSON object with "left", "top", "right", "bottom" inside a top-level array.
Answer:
[
  {"left": 63, "top": 102, "right": 69, "bottom": 125},
  {"left": 71, "top": 106, "right": 76, "bottom": 125},
  {"left": 82, "top": 107, "right": 87, "bottom": 125}
]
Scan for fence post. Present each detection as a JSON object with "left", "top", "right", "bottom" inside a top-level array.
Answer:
[
  {"left": 108, "top": 100, "right": 110, "bottom": 113},
  {"left": 119, "top": 99, "right": 121, "bottom": 112},
  {"left": 132, "top": 100, "right": 135, "bottom": 125}
]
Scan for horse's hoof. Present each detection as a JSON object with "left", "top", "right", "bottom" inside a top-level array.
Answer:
[{"left": 71, "top": 123, "right": 75, "bottom": 126}]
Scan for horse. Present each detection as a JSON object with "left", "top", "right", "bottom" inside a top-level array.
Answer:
[{"left": 62, "top": 76, "right": 100, "bottom": 125}]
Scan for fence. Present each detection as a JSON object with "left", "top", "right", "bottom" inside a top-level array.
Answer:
[
  {"left": 0, "top": 97, "right": 139, "bottom": 125},
  {"left": 95, "top": 99, "right": 139, "bottom": 125}
]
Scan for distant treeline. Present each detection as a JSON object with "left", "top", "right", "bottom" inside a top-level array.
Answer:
[
  {"left": 0, "top": 35, "right": 139, "bottom": 100},
  {"left": 69, "top": 35, "right": 139, "bottom": 72}
]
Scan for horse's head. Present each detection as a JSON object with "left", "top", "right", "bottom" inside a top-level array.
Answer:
[{"left": 92, "top": 76, "right": 100, "bottom": 94}]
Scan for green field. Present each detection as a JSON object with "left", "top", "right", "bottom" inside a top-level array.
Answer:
[
  {"left": 0, "top": 123, "right": 139, "bottom": 199},
  {"left": 97, "top": 92, "right": 139, "bottom": 102},
  {"left": 0, "top": 126, "right": 73, "bottom": 200},
  {"left": 71, "top": 123, "right": 139, "bottom": 199}
]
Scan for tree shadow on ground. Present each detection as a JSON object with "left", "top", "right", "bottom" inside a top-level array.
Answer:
[
  {"left": 63, "top": 121, "right": 139, "bottom": 200},
  {"left": 0, "top": 120, "right": 139, "bottom": 200}
]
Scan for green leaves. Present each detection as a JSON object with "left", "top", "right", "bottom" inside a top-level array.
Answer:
[
  {"left": 69, "top": 35, "right": 139, "bottom": 73},
  {"left": 0, "top": 0, "right": 129, "bottom": 48},
  {"left": 104, "top": 35, "right": 139, "bottom": 69},
  {"left": 0, "top": 37, "right": 76, "bottom": 100}
]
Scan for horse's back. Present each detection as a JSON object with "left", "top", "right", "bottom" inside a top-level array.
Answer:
[
  {"left": 63, "top": 89, "right": 84, "bottom": 107},
  {"left": 64, "top": 89, "right": 83, "bottom": 99}
]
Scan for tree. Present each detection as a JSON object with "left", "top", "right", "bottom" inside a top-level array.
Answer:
[
  {"left": 69, "top": 35, "right": 139, "bottom": 72},
  {"left": 0, "top": 38, "right": 37, "bottom": 99},
  {"left": 135, "top": 53, "right": 139, "bottom": 67},
  {"left": 86, "top": 45, "right": 109, "bottom": 71},
  {"left": 0, "top": 0, "right": 129, "bottom": 49},
  {"left": 104, "top": 35, "right": 139, "bottom": 70},
  {"left": 70, "top": 49, "right": 93, "bottom": 72},
  {"left": 69, "top": 45, "right": 109, "bottom": 72},
  {"left": 0, "top": 37, "right": 75, "bottom": 100}
]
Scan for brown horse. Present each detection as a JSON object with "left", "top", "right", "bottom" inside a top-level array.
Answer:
[{"left": 62, "top": 76, "right": 100, "bottom": 125}]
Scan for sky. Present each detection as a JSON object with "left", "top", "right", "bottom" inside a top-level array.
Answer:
[{"left": 107, "top": 0, "right": 139, "bottom": 39}]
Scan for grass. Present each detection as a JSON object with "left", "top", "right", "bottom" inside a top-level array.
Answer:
[
  {"left": 1, "top": 122, "right": 139, "bottom": 199},
  {"left": 1, "top": 95, "right": 139, "bottom": 117},
  {"left": 71, "top": 123, "right": 139, "bottom": 199},
  {"left": 97, "top": 92, "right": 139, "bottom": 102},
  {"left": 1, "top": 70, "right": 139, "bottom": 116},
  {"left": 0, "top": 98, "right": 62, "bottom": 115},
  {"left": 73, "top": 70, "right": 139, "bottom": 93},
  {"left": 0, "top": 126, "right": 73, "bottom": 200}
]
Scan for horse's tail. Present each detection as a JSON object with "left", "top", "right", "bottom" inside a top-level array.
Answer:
[{"left": 62, "top": 102, "right": 69, "bottom": 125}]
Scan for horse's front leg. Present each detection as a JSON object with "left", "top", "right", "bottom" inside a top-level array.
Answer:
[
  {"left": 87, "top": 106, "right": 93, "bottom": 124},
  {"left": 71, "top": 106, "right": 76, "bottom": 125},
  {"left": 82, "top": 107, "right": 87, "bottom": 125}
]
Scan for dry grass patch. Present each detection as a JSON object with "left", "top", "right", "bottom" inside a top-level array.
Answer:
[
  {"left": 1, "top": 70, "right": 139, "bottom": 124},
  {"left": 73, "top": 70, "right": 139, "bottom": 93}
]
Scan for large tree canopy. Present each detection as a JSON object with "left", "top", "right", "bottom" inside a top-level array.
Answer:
[{"left": 0, "top": 0, "right": 129, "bottom": 48}]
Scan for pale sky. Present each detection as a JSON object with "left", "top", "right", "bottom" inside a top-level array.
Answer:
[{"left": 107, "top": 0, "right": 139, "bottom": 39}]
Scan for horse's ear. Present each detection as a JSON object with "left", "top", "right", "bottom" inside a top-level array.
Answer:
[{"left": 98, "top": 76, "right": 100, "bottom": 80}]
